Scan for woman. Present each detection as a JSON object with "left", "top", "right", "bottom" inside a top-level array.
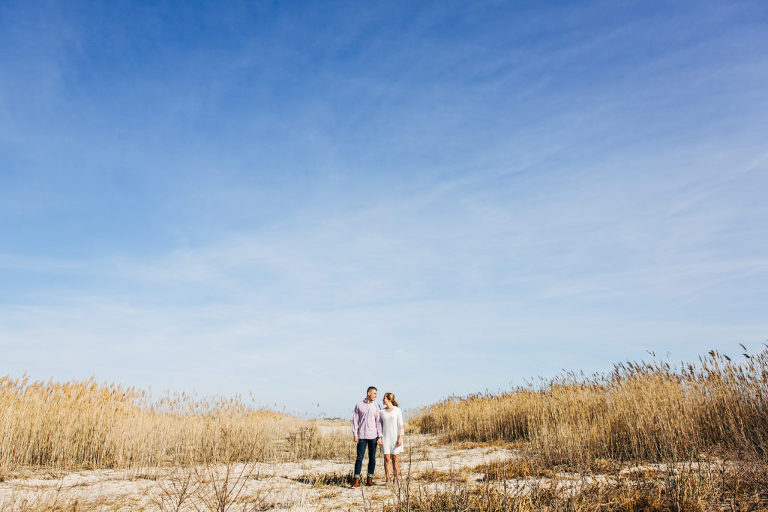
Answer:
[{"left": 377, "top": 392, "right": 404, "bottom": 485}]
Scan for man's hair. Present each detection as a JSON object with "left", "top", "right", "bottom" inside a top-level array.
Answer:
[{"left": 367, "top": 386, "right": 377, "bottom": 393}]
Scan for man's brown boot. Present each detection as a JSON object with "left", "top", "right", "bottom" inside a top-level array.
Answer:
[
  {"left": 352, "top": 477, "right": 360, "bottom": 488},
  {"left": 366, "top": 476, "right": 374, "bottom": 486}
]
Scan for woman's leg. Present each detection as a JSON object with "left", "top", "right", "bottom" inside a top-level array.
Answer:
[
  {"left": 384, "top": 454, "right": 392, "bottom": 483},
  {"left": 392, "top": 454, "right": 399, "bottom": 483}
]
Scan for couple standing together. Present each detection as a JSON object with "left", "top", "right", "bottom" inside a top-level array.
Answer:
[{"left": 351, "top": 386, "right": 404, "bottom": 487}]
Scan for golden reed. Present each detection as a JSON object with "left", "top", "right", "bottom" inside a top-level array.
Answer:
[
  {"left": 0, "top": 376, "right": 348, "bottom": 471},
  {"left": 413, "top": 347, "right": 768, "bottom": 466}
]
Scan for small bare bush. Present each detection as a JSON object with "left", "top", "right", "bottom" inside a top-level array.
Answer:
[
  {"left": 193, "top": 460, "right": 262, "bottom": 512},
  {"left": 153, "top": 466, "right": 200, "bottom": 512}
]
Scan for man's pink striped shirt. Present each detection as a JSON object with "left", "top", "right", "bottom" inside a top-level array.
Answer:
[{"left": 352, "top": 399, "right": 382, "bottom": 439}]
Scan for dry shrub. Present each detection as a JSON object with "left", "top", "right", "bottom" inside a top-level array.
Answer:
[
  {"left": 413, "top": 348, "right": 768, "bottom": 466},
  {"left": 0, "top": 492, "right": 117, "bottom": 512},
  {"left": 193, "top": 459, "right": 264, "bottom": 512},
  {"left": 476, "top": 458, "right": 553, "bottom": 480},
  {"left": 292, "top": 470, "right": 353, "bottom": 486},
  {"left": 153, "top": 466, "right": 201, "bottom": 512},
  {"left": 416, "top": 467, "right": 471, "bottom": 483}
]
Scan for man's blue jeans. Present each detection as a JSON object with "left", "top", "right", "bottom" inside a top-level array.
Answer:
[{"left": 354, "top": 438, "right": 377, "bottom": 477}]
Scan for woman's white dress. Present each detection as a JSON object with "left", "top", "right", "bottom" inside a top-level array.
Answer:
[{"left": 380, "top": 406, "right": 404, "bottom": 455}]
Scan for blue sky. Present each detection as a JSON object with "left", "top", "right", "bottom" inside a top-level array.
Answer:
[{"left": 1, "top": 0, "right": 767, "bottom": 417}]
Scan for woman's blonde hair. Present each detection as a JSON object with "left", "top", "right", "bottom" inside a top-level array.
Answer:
[{"left": 384, "top": 392, "right": 398, "bottom": 407}]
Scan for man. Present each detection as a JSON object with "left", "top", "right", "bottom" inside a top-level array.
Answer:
[{"left": 351, "top": 386, "right": 382, "bottom": 487}]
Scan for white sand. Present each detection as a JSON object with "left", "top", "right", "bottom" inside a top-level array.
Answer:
[{"left": 0, "top": 434, "right": 520, "bottom": 511}]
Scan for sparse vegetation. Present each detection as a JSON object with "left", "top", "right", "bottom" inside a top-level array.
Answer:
[
  {"left": 415, "top": 467, "right": 471, "bottom": 483},
  {"left": 292, "top": 470, "right": 353, "bottom": 487},
  {"left": 475, "top": 458, "right": 553, "bottom": 480}
]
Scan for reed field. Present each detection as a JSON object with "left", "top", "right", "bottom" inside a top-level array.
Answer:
[
  {"left": 414, "top": 347, "right": 768, "bottom": 465},
  {"left": 406, "top": 347, "right": 768, "bottom": 511},
  {"left": 2, "top": 348, "right": 768, "bottom": 510},
  {"left": 0, "top": 376, "right": 349, "bottom": 472}
]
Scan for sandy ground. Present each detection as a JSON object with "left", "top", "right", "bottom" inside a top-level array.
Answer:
[{"left": 0, "top": 434, "right": 521, "bottom": 511}]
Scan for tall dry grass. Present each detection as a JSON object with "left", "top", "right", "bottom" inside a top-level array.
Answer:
[
  {"left": 388, "top": 461, "right": 768, "bottom": 512},
  {"left": 404, "top": 347, "right": 768, "bottom": 511},
  {"left": 0, "top": 375, "right": 350, "bottom": 473},
  {"left": 413, "top": 347, "right": 768, "bottom": 466}
]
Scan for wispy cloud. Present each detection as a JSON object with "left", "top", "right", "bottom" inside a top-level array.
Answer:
[{"left": 1, "top": 0, "right": 767, "bottom": 415}]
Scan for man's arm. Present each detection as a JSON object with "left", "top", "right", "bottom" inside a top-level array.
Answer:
[
  {"left": 376, "top": 407, "right": 384, "bottom": 445},
  {"left": 352, "top": 403, "right": 360, "bottom": 442}
]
